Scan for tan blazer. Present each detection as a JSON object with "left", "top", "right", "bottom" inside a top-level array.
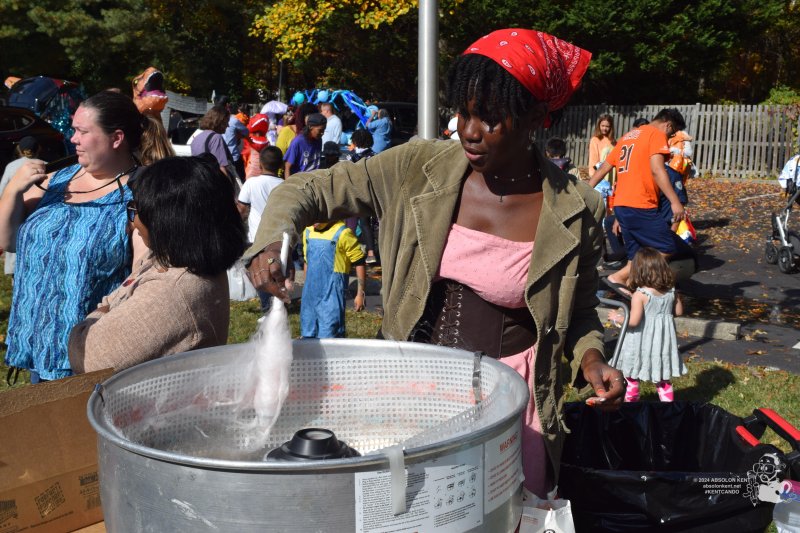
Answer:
[{"left": 244, "top": 139, "right": 606, "bottom": 482}]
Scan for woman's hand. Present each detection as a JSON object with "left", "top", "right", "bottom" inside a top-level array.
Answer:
[
  {"left": 247, "top": 243, "right": 294, "bottom": 303},
  {"left": 9, "top": 159, "right": 49, "bottom": 194},
  {"left": 581, "top": 349, "right": 625, "bottom": 410}
]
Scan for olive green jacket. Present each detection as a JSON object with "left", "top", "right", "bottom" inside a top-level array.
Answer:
[{"left": 244, "top": 139, "right": 606, "bottom": 482}]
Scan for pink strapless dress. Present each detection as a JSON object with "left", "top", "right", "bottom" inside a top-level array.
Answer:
[{"left": 436, "top": 223, "right": 549, "bottom": 497}]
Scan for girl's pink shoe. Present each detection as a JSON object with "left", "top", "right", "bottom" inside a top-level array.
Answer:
[
  {"left": 657, "top": 381, "right": 674, "bottom": 402},
  {"left": 624, "top": 378, "right": 639, "bottom": 402}
]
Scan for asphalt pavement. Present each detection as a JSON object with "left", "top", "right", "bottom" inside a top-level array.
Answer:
[{"left": 602, "top": 178, "right": 800, "bottom": 373}]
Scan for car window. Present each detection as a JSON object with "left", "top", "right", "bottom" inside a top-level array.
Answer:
[
  {"left": 394, "top": 110, "right": 417, "bottom": 130},
  {"left": 18, "top": 115, "right": 32, "bottom": 128},
  {"left": 0, "top": 114, "right": 17, "bottom": 132}
]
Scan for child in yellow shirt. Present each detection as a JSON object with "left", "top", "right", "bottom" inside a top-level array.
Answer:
[{"left": 301, "top": 221, "right": 366, "bottom": 337}]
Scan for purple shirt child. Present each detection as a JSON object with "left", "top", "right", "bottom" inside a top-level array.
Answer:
[{"left": 284, "top": 134, "right": 322, "bottom": 175}]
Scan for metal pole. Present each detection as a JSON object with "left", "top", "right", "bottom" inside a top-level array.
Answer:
[
  {"left": 277, "top": 60, "right": 284, "bottom": 102},
  {"left": 418, "top": 0, "right": 438, "bottom": 140}
]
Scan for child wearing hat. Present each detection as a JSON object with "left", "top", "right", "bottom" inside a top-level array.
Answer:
[{"left": 284, "top": 113, "right": 326, "bottom": 176}]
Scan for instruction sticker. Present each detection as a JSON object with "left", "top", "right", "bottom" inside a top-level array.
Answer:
[
  {"left": 484, "top": 424, "right": 522, "bottom": 514},
  {"left": 355, "top": 446, "right": 484, "bottom": 532}
]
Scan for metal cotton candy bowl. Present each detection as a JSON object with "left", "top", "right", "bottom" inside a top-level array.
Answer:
[{"left": 88, "top": 339, "right": 529, "bottom": 532}]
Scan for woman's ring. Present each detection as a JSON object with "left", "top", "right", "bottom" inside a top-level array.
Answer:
[{"left": 267, "top": 257, "right": 277, "bottom": 265}]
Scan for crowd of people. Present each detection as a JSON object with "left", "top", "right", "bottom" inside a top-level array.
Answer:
[
  {"left": 0, "top": 26, "right": 727, "bottom": 502},
  {"left": 0, "top": 88, "right": 400, "bottom": 383}
]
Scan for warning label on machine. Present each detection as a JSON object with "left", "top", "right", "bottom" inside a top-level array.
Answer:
[
  {"left": 484, "top": 425, "right": 522, "bottom": 514},
  {"left": 355, "top": 446, "right": 484, "bottom": 532}
]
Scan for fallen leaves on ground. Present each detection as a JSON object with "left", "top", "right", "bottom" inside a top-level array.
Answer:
[
  {"left": 682, "top": 178, "right": 800, "bottom": 327},
  {"left": 689, "top": 179, "right": 785, "bottom": 252}
]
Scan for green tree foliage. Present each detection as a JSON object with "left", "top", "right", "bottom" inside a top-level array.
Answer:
[
  {"left": 0, "top": 0, "right": 267, "bottom": 98},
  {"left": 445, "top": 0, "right": 799, "bottom": 104},
  {"left": 708, "top": 0, "right": 800, "bottom": 104},
  {"left": 0, "top": 0, "right": 72, "bottom": 80},
  {"left": 2, "top": 0, "right": 798, "bottom": 104},
  {"left": 439, "top": 0, "right": 746, "bottom": 104}
]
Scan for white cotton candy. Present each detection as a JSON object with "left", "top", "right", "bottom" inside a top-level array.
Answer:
[{"left": 241, "top": 300, "right": 293, "bottom": 450}]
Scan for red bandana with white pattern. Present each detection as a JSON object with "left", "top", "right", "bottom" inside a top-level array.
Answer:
[{"left": 463, "top": 29, "right": 591, "bottom": 112}]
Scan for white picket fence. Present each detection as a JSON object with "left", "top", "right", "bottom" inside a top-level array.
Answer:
[{"left": 534, "top": 104, "right": 798, "bottom": 178}]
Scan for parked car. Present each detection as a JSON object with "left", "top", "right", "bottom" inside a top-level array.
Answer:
[
  {"left": 0, "top": 106, "right": 67, "bottom": 170},
  {"left": 6, "top": 76, "right": 83, "bottom": 118}
]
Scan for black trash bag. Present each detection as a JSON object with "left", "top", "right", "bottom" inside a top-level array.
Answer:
[{"left": 559, "top": 402, "right": 786, "bottom": 533}]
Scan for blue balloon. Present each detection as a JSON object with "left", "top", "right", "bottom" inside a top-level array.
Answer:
[
  {"left": 292, "top": 92, "right": 306, "bottom": 105},
  {"left": 317, "top": 90, "right": 329, "bottom": 103}
]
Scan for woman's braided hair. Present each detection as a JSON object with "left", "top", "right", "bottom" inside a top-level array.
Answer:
[{"left": 446, "top": 53, "right": 539, "bottom": 130}]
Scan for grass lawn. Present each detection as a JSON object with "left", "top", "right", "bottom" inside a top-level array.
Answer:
[
  {"left": 2, "top": 280, "right": 798, "bottom": 446},
  {"left": 2, "top": 277, "right": 799, "bottom": 429}
]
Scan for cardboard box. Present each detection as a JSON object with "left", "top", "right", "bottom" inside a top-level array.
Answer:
[
  {"left": 0, "top": 370, "right": 113, "bottom": 533},
  {"left": 73, "top": 522, "right": 105, "bottom": 532}
]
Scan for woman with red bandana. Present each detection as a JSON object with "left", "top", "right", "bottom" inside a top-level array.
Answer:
[{"left": 246, "top": 29, "right": 625, "bottom": 499}]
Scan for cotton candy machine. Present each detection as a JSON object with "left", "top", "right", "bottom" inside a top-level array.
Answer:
[{"left": 88, "top": 339, "right": 529, "bottom": 532}]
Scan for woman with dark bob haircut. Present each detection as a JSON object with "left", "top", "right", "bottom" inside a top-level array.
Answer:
[{"left": 69, "top": 155, "right": 246, "bottom": 374}]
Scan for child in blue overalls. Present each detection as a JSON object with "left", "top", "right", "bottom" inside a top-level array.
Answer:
[{"left": 301, "top": 221, "right": 367, "bottom": 338}]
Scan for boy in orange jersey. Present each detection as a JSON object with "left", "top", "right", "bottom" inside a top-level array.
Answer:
[{"left": 589, "top": 108, "right": 687, "bottom": 297}]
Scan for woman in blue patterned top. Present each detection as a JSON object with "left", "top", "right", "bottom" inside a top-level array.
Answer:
[{"left": 0, "top": 91, "right": 157, "bottom": 382}]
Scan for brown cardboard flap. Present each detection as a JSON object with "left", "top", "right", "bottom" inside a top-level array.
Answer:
[
  {"left": 0, "top": 370, "right": 112, "bottom": 533},
  {"left": 0, "top": 370, "right": 113, "bottom": 484},
  {"left": 74, "top": 522, "right": 106, "bottom": 532},
  {"left": 0, "top": 464, "right": 103, "bottom": 533},
  {"left": 0, "top": 369, "right": 113, "bottom": 418}
]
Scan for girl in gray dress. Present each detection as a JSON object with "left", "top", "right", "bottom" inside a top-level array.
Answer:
[{"left": 608, "top": 247, "right": 686, "bottom": 402}]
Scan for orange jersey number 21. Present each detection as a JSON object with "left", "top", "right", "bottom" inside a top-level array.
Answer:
[{"left": 618, "top": 145, "right": 634, "bottom": 173}]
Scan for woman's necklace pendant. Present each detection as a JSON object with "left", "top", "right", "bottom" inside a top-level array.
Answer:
[{"left": 493, "top": 171, "right": 532, "bottom": 203}]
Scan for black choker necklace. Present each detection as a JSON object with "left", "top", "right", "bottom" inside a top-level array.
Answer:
[
  {"left": 492, "top": 172, "right": 532, "bottom": 202},
  {"left": 492, "top": 172, "right": 532, "bottom": 182}
]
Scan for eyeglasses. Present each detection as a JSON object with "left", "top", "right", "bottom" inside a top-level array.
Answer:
[{"left": 126, "top": 200, "right": 137, "bottom": 223}]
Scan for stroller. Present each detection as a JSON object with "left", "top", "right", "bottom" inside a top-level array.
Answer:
[{"left": 766, "top": 161, "right": 800, "bottom": 274}]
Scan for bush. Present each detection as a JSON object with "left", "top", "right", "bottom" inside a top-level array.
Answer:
[{"left": 761, "top": 85, "right": 800, "bottom": 105}]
